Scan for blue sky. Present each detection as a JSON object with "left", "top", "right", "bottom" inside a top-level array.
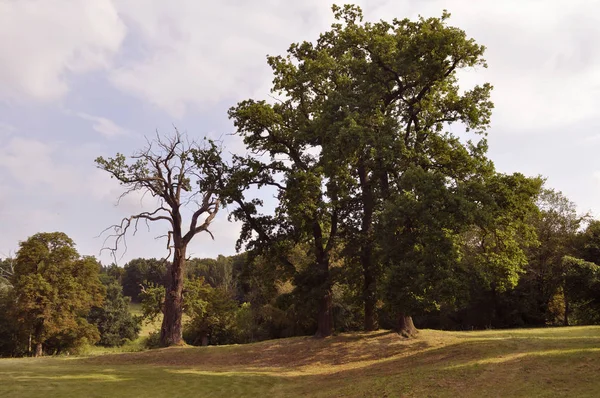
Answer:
[{"left": 1, "top": 0, "right": 600, "bottom": 264}]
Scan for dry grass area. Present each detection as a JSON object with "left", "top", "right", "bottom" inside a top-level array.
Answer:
[{"left": 2, "top": 326, "right": 600, "bottom": 397}]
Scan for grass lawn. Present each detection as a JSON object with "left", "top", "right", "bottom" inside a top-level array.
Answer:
[{"left": 1, "top": 326, "right": 599, "bottom": 397}]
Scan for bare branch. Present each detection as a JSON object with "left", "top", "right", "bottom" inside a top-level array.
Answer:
[{"left": 96, "top": 130, "right": 222, "bottom": 264}]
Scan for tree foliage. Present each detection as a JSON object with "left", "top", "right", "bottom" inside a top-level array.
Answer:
[
  {"left": 13, "top": 232, "right": 104, "bottom": 356},
  {"left": 121, "top": 258, "right": 167, "bottom": 302},
  {"left": 88, "top": 282, "right": 141, "bottom": 347}
]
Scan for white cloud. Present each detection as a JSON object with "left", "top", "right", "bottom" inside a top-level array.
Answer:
[
  {"left": 0, "top": 137, "right": 71, "bottom": 190},
  {"left": 0, "top": 136, "right": 118, "bottom": 198},
  {"left": 105, "top": 0, "right": 600, "bottom": 130},
  {"left": 0, "top": 0, "right": 125, "bottom": 102},
  {"left": 109, "top": 0, "right": 332, "bottom": 117},
  {"left": 75, "top": 112, "right": 131, "bottom": 138},
  {"left": 379, "top": 0, "right": 600, "bottom": 132}
]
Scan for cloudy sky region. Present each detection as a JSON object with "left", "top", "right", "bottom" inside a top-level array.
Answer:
[{"left": 1, "top": 0, "right": 600, "bottom": 264}]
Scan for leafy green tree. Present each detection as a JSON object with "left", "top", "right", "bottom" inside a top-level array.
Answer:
[
  {"left": 224, "top": 4, "right": 495, "bottom": 335},
  {"left": 187, "top": 255, "right": 237, "bottom": 293},
  {"left": 99, "top": 263, "right": 124, "bottom": 286},
  {"left": 0, "top": 287, "right": 27, "bottom": 357},
  {"left": 578, "top": 220, "right": 600, "bottom": 264},
  {"left": 13, "top": 232, "right": 104, "bottom": 356},
  {"left": 225, "top": 90, "right": 342, "bottom": 338},
  {"left": 183, "top": 278, "right": 238, "bottom": 346},
  {"left": 514, "top": 189, "right": 586, "bottom": 325},
  {"left": 88, "top": 282, "right": 141, "bottom": 347},
  {"left": 122, "top": 258, "right": 167, "bottom": 302},
  {"left": 562, "top": 256, "right": 600, "bottom": 325},
  {"left": 315, "top": 5, "right": 493, "bottom": 332},
  {"left": 96, "top": 132, "right": 224, "bottom": 347}
]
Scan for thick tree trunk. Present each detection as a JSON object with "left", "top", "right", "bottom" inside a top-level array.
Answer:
[
  {"left": 315, "top": 288, "right": 333, "bottom": 338},
  {"left": 160, "top": 245, "right": 187, "bottom": 347},
  {"left": 201, "top": 333, "right": 209, "bottom": 347},
  {"left": 396, "top": 312, "right": 417, "bottom": 338},
  {"left": 358, "top": 162, "right": 378, "bottom": 331},
  {"left": 33, "top": 322, "right": 44, "bottom": 357}
]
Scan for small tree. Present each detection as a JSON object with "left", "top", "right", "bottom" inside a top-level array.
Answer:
[
  {"left": 96, "top": 132, "right": 223, "bottom": 346},
  {"left": 13, "top": 232, "right": 104, "bottom": 356},
  {"left": 88, "top": 282, "right": 141, "bottom": 347}
]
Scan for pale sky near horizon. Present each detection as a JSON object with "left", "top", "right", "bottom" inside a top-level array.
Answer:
[{"left": 1, "top": 0, "right": 600, "bottom": 265}]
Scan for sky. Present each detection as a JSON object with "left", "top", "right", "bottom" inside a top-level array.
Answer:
[{"left": 1, "top": 0, "right": 600, "bottom": 265}]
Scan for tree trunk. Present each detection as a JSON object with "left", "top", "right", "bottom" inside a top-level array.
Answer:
[
  {"left": 35, "top": 342, "right": 43, "bottom": 357},
  {"left": 160, "top": 245, "right": 187, "bottom": 346},
  {"left": 396, "top": 312, "right": 417, "bottom": 338},
  {"left": 358, "top": 162, "right": 378, "bottom": 331},
  {"left": 201, "top": 333, "right": 209, "bottom": 347},
  {"left": 363, "top": 260, "right": 377, "bottom": 331},
  {"left": 315, "top": 288, "right": 333, "bottom": 338},
  {"left": 564, "top": 293, "right": 570, "bottom": 326},
  {"left": 33, "top": 322, "right": 44, "bottom": 357}
]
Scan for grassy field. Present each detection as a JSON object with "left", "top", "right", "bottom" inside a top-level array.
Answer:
[{"left": 1, "top": 326, "right": 599, "bottom": 397}]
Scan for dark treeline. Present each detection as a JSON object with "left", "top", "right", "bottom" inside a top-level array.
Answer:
[{"left": 2, "top": 5, "right": 600, "bottom": 356}]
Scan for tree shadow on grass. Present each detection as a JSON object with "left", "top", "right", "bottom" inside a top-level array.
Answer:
[
  {"left": 85, "top": 330, "right": 429, "bottom": 369},
  {"left": 0, "top": 364, "right": 286, "bottom": 398},
  {"left": 291, "top": 335, "right": 600, "bottom": 397},
  {"left": 13, "top": 330, "right": 600, "bottom": 398}
]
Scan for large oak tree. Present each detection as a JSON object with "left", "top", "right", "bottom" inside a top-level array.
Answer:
[{"left": 225, "top": 5, "right": 497, "bottom": 335}]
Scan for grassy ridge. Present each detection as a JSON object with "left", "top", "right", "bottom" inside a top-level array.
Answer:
[{"left": 1, "top": 326, "right": 599, "bottom": 397}]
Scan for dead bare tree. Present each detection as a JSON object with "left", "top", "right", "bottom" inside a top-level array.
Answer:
[{"left": 96, "top": 130, "right": 223, "bottom": 346}]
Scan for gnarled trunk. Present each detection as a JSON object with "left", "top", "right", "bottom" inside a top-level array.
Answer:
[
  {"left": 160, "top": 245, "right": 187, "bottom": 346},
  {"left": 396, "top": 312, "right": 417, "bottom": 338}
]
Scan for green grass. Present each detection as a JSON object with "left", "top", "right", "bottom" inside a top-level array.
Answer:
[{"left": 1, "top": 326, "right": 600, "bottom": 397}]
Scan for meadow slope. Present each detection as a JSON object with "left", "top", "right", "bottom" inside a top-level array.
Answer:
[{"left": 1, "top": 326, "right": 599, "bottom": 397}]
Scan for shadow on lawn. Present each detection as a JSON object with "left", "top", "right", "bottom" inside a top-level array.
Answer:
[
  {"left": 85, "top": 330, "right": 430, "bottom": 369},
  {"left": 292, "top": 334, "right": 600, "bottom": 397},
  {"left": 3, "top": 332, "right": 600, "bottom": 398}
]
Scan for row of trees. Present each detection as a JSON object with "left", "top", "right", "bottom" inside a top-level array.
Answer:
[
  {"left": 94, "top": 5, "right": 600, "bottom": 346},
  {"left": 1, "top": 196, "right": 599, "bottom": 356},
  {"left": 109, "top": 197, "right": 600, "bottom": 343},
  {"left": 4, "top": 6, "right": 600, "bottom": 354}
]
